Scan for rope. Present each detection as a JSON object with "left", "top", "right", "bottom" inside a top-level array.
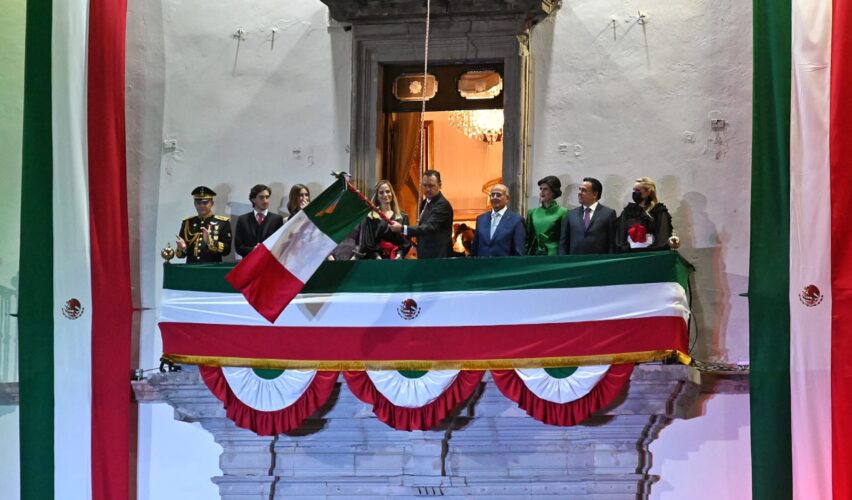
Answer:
[{"left": 417, "top": 0, "right": 432, "bottom": 205}]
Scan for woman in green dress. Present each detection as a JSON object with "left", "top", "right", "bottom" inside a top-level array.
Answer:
[{"left": 526, "top": 176, "right": 568, "bottom": 255}]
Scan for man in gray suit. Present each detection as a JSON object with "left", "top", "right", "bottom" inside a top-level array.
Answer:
[{"left": 558, "top": 177, "right": 617, "bottom": 255}]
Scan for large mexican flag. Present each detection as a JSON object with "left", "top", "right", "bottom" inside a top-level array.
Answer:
[
  {"left": 750, "top": 1, "right": 852, "bottom": 499},
  {"left": 17, "top": 0, "right": 132, "bottom": 499},
  {"left": 160, "top": 253, "right": 691, "bottom": 370}
]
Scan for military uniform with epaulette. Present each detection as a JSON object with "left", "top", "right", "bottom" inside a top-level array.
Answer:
[
  {"left": 176, "top": 214, "right": 232, "bottom": 263},
  {"left": 176, "top": 186, "right": 232, "bottom": 263}
]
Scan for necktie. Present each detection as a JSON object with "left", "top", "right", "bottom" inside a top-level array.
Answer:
[
  {"left": 490, "top": 212, "right": 500, "bottom": 238},
  {"left": 256, "top": 212, "right": 264, "bottom": 225},
  {"left": 583, "top": 207, "right": 591, "bottom": 229}
]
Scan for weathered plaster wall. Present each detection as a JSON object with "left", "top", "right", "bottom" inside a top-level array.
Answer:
[
  {"left": 0, "top": 0, "right": 25, "bottom": 498},
  {"left": 0, "top": 0, "right": 24, "bottom": 384},
  {"left": 125, "top": 1, "right": 752, "bottom": 498},
  {"left": 530, "top": 0, "right": 752, "bottom": 365},
  {"left": 127, "top": 2, "right": 352, "bottom": 498},
  {"left": 530, "top": 4, "right": 753, "bottom": 497}
]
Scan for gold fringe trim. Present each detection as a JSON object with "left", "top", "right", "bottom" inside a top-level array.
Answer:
[{"left": 162, "top": 350, "right": 691, "bottom": 371}]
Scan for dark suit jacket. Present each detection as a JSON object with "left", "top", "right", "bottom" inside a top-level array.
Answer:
[
  {"left": 471, "top": 209, "right": 525, "bottom": 257},
  {"left": 558, "top": 203, "right": 617, "bottom": 255},
  {"left": 234, "top": 211, "right": 285, "bottom": 257},
  {"left": 408, "top": 192, "right": 454, "bottom": 259}
]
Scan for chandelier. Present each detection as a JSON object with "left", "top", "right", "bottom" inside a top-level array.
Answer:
[{"left": 448, "top": 109, "right": 504, "bottom": 145}]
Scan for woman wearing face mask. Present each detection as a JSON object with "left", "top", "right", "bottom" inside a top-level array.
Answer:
[
  {"left": 525, "top": 176, "right": 568, "bottom": 255},
  {"left": 353, "top": 180, "right": 411, "bottom": 259},
  {"left": 615, "top": 177, "right": 673, "bottom": 252}
]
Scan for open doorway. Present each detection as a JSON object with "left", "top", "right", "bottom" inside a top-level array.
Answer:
[{"left": 380, "top": 63, "right": 505, "bottom": 255}]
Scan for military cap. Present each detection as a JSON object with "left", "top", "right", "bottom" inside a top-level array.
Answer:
[{"left": 191, "top": 186, "right": 216, "bottom": 199}]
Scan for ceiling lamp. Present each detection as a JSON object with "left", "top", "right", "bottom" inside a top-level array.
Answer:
[{"left": 448, "top": 109, "right": 504, "bottom": 144}]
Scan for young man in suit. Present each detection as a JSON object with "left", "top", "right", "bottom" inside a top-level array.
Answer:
[
  {"left": 388, "top": 169, "right": 454, "bottom": 259},
  {"left": 471, "top": 184, "right": 525, "bottom": 257},
  {"left": 234, "top": 184, "right": 285, "bottom": 257},
  {"left": 558, "top": 177, "right": 617, "bottom": 255}
]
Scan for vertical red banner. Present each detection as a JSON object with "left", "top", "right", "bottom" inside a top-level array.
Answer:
[{"left": 87, "top": 1, "right": 132, "bottom": 499}]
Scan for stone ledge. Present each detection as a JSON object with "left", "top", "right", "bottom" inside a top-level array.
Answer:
[
  {"left": 699, "top": 370, "right": 749, "bottom": 394},
  {"left": 131, "top": 364, "right": 702, "bottom": 499}
]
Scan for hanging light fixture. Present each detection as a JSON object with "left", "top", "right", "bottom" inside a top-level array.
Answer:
[{"left": 448, "top": 109, "right": 504, "bottom": 144}]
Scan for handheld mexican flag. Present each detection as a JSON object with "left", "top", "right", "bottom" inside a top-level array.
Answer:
[
  {"left": 226, "top": 174, "right": 373, "bottom": 322},
  {"left": 751, "top": 1, "right": 852, "bottom": 499}
]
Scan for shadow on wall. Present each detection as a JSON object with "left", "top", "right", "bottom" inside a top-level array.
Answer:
[
  {"left": 672, "top": 190, "right": 728, "bottom": 361},
  {"left": 601, "top": 173, "right": 730, "bottom": 361},
  {"left": 268, "top": 182, "right": 287, "bottom": 218}
]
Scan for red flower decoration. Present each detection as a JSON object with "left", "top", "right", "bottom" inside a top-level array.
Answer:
[
  {"left": 628, "top": 223, "right": 647, "bottom": 243},
  {"left": 379, "top": 240, "right": 399, "bottom": 259}
]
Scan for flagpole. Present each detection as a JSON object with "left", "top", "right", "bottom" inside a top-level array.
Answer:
[{"left": 333, "top": 172, "right": 395, "bottom": 225}]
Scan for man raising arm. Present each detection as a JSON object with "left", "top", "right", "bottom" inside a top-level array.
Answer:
[{"left": 388, "top": 169, "right": 454, "bottom": 259}]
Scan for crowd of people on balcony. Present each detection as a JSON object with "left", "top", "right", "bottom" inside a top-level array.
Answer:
[{"left": 174, "top": 170, "right": 674, "bottom": 264}]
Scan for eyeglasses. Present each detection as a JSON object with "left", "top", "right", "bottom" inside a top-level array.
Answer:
[
  {"left": 489, "top": 192, "right": 506, "bottom": 198},
  {"left": 194, "top": 199, "right": 212, "bottom": 205}
]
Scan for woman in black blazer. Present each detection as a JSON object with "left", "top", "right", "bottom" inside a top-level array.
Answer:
[
  {"left": 354, "top": 180, "right": 411, "bottom": 259},
  {"left": 615, "top": 176, "right": 673, "bottom": 252}
]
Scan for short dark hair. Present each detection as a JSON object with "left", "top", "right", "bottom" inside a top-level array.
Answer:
[
  {"left": 583, "top": 177, "right": 603, "bottom": 200},
  {"left": 537, "top": 175, "right": 562, "bottom": 199},
  {"left": 249, "top": 184, "right": 270, "bottom": 207},
  {"left": 423, "top": 170, "right": 441, "bottom": 184}
]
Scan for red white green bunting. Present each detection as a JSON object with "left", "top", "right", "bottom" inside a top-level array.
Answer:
[
  {"left": 166, "top": 251, "right": 686, "bottom": 433},
  {"left": 200, "top": 366, "right": 630, "bottom": 433},
  {"left": 514, "top": 365, "right": 611, "bottom": 403},
  {"left": 343, "top": 370, "right": 485, "bottom": 431},
  {"left": 364, "top": 370, "right": 461, "bottom": 407},
  {"left": 199, "top": 366, "right": 338, "bottom": 436},
  {"left": 492, "top": 365, "right": 634, "bottom": 427}
]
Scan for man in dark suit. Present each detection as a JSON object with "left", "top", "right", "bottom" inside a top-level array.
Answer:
[
  {"left": 388, "top": 169, "right": 453, "bottom": 259},
  {"left": 234, "top": 184, "right": 285, "bottom": 257},
  {"left": 471, "top": 184, "right": 525, "bottom": 257},
  {"left": 558, "top": 177, "right": 617, "bottom": 255}
]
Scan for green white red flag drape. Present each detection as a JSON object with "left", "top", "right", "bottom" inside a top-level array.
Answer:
[
  {"left": 18, "top": 0, "right": 132, "bottom": 498},
  {"left": 161, "top": 253, "right": 692, "bottom": 370},
  {"left": 162, "top": 253, "right": 687, "bottom": 433},
  {"left": 750, "top": 1, "right": 852, "bottom": 499}
]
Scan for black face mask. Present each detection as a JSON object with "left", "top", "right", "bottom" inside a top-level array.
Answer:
[{"left": 632, "top": 191, "right": 644, "bottom": 203}]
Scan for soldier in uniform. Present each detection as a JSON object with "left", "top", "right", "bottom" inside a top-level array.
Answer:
[{"left": 175, "top": 186, "right": 232, "bottom": 263}]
